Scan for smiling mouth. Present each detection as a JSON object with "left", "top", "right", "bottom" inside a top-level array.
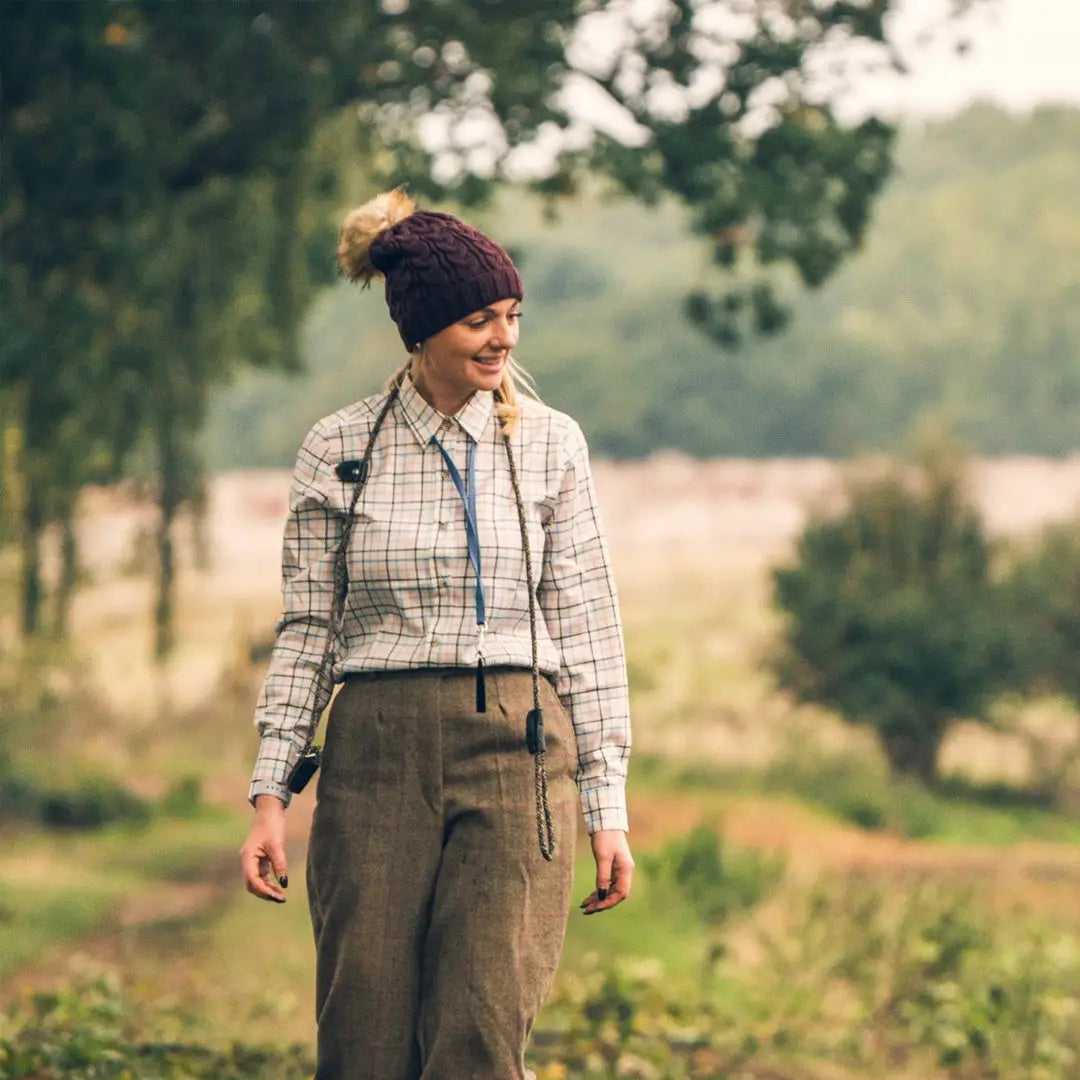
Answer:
[{"left": 471, "top": 355, "right": 504, "bottom": 366}]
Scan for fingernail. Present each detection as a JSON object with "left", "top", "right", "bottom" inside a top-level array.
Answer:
[
  {"left": 597, "top": 888, "right": 608, "bottom": 900},
  {"left": 280, "top": 875, "right": 288, "bottom": 889}
]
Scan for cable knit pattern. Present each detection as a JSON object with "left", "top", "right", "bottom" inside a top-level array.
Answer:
[{"left": 369, "top": 211, "right": 524, "bottom": 349}]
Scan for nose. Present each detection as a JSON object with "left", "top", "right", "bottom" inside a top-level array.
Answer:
[{"left": 489, "top": 315, "right": 518, "bottom": 351}]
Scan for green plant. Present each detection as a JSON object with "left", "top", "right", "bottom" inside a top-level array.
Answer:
[
  {"left": 643, "top": 824, "right": 786, "bottom": 928},
  {"left": 158, "top": 776, "right": 203, "bottom": 819},
  {"left": 0, "top": 976, "right": 316, "bottom": 1079},
  {"left": 39, "top": 778, "right": 151, "bottom": 830},
  {"left": 773, "top": 442, "right": 1013, "bottom": 783}
]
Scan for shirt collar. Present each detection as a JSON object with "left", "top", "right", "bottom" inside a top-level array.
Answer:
[{"left": 397, "top": 373, "right": 495, "bottom": 447}]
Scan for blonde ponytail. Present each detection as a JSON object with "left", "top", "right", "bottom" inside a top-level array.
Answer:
[{"left": 494, "top": 357, "right": 541, "bottom": 438}]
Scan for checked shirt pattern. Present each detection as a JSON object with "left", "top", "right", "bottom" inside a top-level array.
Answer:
[{"left": 249, "top": 375, "right": 631, "bottom": 834}]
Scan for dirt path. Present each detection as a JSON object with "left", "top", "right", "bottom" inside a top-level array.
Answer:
[
  {"left": 629, "top": 790, "right": 1080, "bottom": 921},
  {"left": 11, "top": 782, "right": 1078, "bottom": 1008}
]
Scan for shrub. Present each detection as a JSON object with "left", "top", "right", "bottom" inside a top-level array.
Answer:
[
  {"left": 0, "top": 754, "right": 151, "bottom": 831},
  {"left": 39, "top": 779, "right": 151, "bottom": 830},
  {"left": 158, "top": 776, "right": 203, "bottom": 819},
  {"left": 643, "top": 824, "right": 785, "bottom": 927},
  {"left": 772, "top": 445, "right": 1013, "bottom": 783},
  {"left": 0, "top": 977, "right": 315, "bottom": 1079}
]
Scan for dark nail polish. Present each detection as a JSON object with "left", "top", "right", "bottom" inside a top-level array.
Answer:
[
  {"left": 280, "top": 875, "right": 288, "bottom": 889},
  {"left": 597, "top": 888, "right": 608, "bottom": 901}
]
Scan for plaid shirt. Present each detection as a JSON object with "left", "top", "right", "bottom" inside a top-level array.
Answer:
[{"left": 249, "top": 375, "right": 631, "bottom": 833}]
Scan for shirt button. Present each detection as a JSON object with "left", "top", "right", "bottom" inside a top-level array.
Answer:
[
  {"left": 442, "top": 576, "right": 452, "bottom": 587},
  {"left": 431, "top": 635, "right": 441, "bottom": 646}
]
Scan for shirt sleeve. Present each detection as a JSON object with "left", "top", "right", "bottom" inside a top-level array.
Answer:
[
  {"left": 248, "top": 422, "right": 341, "bottom": 806},
  {"left": 539, "top": 419, "right": 631, "bottom": 834}
]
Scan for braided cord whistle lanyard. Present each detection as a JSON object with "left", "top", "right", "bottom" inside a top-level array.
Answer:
[{"left": 495, "top": 390, "right": 556, "bottom": 861}]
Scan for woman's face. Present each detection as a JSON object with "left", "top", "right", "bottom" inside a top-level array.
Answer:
[{"left": 413, "top": 296, "right": 521, "bottom": 414}]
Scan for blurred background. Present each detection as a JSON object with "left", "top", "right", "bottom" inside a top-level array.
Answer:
[{"left": 3, "top": 2, "right": 1080, "bottom": 1077}]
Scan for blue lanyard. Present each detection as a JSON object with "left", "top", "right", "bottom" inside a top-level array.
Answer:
[{"left": 430, "top": 433, "right": 486, "bottom": 633}]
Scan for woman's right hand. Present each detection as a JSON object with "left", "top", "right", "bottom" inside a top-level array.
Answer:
[{"left": 240, "top": 794, "right": 289, "bottom": 903}]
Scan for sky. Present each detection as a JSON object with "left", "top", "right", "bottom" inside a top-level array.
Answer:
[
  {"left": 846, "top": 0, "right": 1080, "bottom": 121},
  {"left": 436, "top": 0, "right": 1080, "bottom": 181}
]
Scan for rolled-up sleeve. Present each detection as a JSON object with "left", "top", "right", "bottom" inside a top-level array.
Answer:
[
  {"left": 249, "top": 423, "right": 340, "bottom": 806},
  {"left": 539, "top": 420, "right": 631, "bottom": 834}
]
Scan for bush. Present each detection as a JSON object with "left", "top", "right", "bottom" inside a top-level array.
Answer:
[
  {"left": 39, "top": 779, "right": 151, "bottom": 830},
  {"left": 0, "top": 977, "right": 315, "bottom": 1079},
  {"left": 772, "top": 445, "right": 1013, "bottom": 783},
  {"left": 0, "top": 756, "right": 151, "bottom": 831},
  {"left": 643, "top": 824, "right": 786, "bottom": 927},
  {"left": 158, "top": 776, "right": 203, "bottom": 819},
  {"left": 536, "top": 876, "right": 1080, "bottom": 1080}
]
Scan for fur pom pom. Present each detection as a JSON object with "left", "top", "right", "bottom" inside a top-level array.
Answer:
[{"left": 336, "top": 188, "right": 416, "bottom": 285}]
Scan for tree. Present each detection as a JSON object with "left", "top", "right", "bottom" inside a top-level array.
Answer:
[
  {"left": 1, "top": 0, "right": 992, "bottom": 648},
  {"left": 1, "top": 0, "right": 578, "bottom": 648},
  {"left": 772, "top": 444, "right": 1011, "bottom": 781}
]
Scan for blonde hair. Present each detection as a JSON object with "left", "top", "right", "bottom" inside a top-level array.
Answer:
[{"left": 386, "top": 354, "right": 540, "bottom": 438}]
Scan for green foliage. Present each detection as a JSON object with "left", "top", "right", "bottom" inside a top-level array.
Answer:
[
  {"left": 1002, "top": 523, "right": 1080, "bottom": 704},
  {"left": 38, "top": 779, "right": 151, "bottom": 831},
  {"left": 0, "top": 976, "right": 315, "bottom": 1079},
  {"left": 772, "top": 445, "right": 1012, "bottom": 780},
  {"left": 642, "top": 824, "right": 785, "bottom": 927},
  {"left": 4, "top": 0, "right": 997, "bottom": 644},
  {"left": 762, "top": 747, "right": 945, "bottom": 836},
  {"left": 157, "top": 776, "right": 204, "bottom": 820},
  {"left": 0, "top": 756, "right": 151, "bottom": 831},
  {"left": 204, "top": 105, "right": 1080, "bottom": 465},
  {"left": 535, "top": 874, "right": 1080, "bottom": 1080}
]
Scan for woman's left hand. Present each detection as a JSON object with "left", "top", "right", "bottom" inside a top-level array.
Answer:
[{"left": 580, "top": 829, "right": 634, "bottom": 915}]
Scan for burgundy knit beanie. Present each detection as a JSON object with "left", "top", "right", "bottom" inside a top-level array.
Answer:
[{"left": 337, "top": 191, "right": 523, "bottom": 351}]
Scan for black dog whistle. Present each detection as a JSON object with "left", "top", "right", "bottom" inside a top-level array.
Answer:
[
  {"left": 335, "top": 459, "right": 368, "bottom": 483},
  {"left": 526, "top": 707, "right": 545, "bottom": 755}
]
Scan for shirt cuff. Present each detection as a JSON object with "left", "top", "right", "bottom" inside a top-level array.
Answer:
[
  {"left": 248, "top": 778, "right": 293, "bottom": 808},
  {"left": 579, "top": 780, "right": 629, "bottom": 834},
  {"left": 249, "top": 732, "right": 301, "bottom": 808}
]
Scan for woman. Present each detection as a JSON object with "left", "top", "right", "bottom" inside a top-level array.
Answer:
[{"left": 240, "top": 189, "right": 633, "bottom": 1080}]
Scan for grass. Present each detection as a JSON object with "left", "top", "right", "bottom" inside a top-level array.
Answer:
[
  {"left": 5, "top": 495, "right": 1080, "bottom": 1076},
  {"left": 0, "top": 887, "right": 114, "bottom": 975},
  {"left": 0, "top": 807, "right": 243, "bottom": 979},
  {"left": 560, "top": 847, "right": 709, "bottom": 996},
  {"left": 631, "top": 749, "right": 1080, "bottom": 847}
]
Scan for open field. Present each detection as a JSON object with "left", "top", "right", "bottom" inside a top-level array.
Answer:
[
  {"left": 32, "top": 452, "right": 1080, "bottom": 766},
  {"left": 4, "top": 455, "right": 1080, "bottom": 1077}
]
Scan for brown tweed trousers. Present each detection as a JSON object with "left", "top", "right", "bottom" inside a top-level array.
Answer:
[{"left": 306, "top": 668, "right": 578, "bottom": 1080}]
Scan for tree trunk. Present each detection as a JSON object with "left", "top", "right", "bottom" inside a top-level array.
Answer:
[
  {"left": 190, "top": 477, "right": 209, "bottom": 572},
  {"left": 54, "top": 494, "right": 78, "bottom": 638},
  {"left": 20, "top": 480, "right": 44, "bottom": 636},
  {"left": 154, "top": 405, "right": 180, "bottom": 660},
  {"left": 881, "top": 727, "right": 942, "bottom": 784}
]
